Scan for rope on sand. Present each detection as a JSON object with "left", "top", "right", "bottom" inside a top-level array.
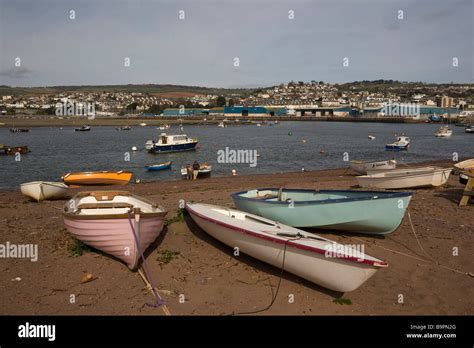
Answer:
[
  {"left": 137, "top": 267, "right": 171, "bottom": 316},
  {"left": 350, "top": 211, "right": 472, "bottom": 278}
]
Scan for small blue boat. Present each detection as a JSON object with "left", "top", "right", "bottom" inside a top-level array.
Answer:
[
  {"left": 144, "top": 161, "right": 172, "bottom": 171},
  {"left": 385, "top": 135, "right": 410, "bottom": 151},
  {"left": 231, "top": 188, "right": 413, "bottom": 235}
]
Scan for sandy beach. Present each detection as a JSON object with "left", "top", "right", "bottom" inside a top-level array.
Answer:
[{"left": 0, "top": 160, "right": 472, "bottom": 316}]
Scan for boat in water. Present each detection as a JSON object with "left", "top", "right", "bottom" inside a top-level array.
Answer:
[
  {"left": 147, "top": 133, "right": 199, "bottom": 153},
  {"left": 217, "top": 121, "right": 227, "bottom": 128},
  {"left": 385, "top": 135, "right": 410, "bottom": 151},
  {"left": 465, "top": 126, "right": 474, "bottom": 133},
  {"left": 75, "top": 125, "right": 91, "bottom": 132},
  {"left": 356, "top": 167, "right": 452, "bottom": 189},
  {"left": 434, "top": 125, "right": 453, "bottom": 137},
  {"left": 350, "top": 160, "right": 397, "bottom": 175},
  {"left": 157, "top": 124, "right": 170, "bottom": 130},
  {"left": 186, "top": 202, "right": 388, "bottom": 292},
  {"left": 10, "top": 128, "right": 31, "bottom": 133},
  {"left": 180, "top": 164, "right": 212, "bottom": 178},
  {"left": 63, "top": 191, "right": 167, "bottom": 269},
  {"left": 20, "top": 181, "right": 69, "bottom": 202},
  {"left": 116, "top": 126, "right": 131, "bottom": 131},
  {"left": 0, "top": 144, "right": 29, "bottom": 155},
  {"left": 231, "top": 188, "right": 412, "bottom": 235},
  {"left": 62, "top": 171, "right": 133, "bottom": 186},
  {"left": 144, "top": 161, "right": 172, "bottom": 171}
]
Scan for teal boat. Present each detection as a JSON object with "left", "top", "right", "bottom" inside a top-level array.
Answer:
[{"left": 231, "top": 188, "right": 413, "bottom": 235}]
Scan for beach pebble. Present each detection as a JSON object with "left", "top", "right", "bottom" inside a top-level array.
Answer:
[{"left": 11, "top": 277, "right": 21, "bottom": 281}]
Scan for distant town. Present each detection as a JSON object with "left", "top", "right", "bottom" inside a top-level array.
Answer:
[{"left": 1, "top": 80, "right": 473, "bottom": 121}]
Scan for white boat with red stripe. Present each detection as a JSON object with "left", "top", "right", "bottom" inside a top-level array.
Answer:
[{"left": 186, "top": 202, "right": 388, "bottom": 292}]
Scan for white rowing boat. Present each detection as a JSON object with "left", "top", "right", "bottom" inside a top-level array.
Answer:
[
  {"left": 186, "top": 202, "right": 387, "bottom": 292},
  {"left": 357, "top": 167, "right": 452, "bottom": 189},
  {"left": 20, "top": 181, "right": 69, "bottom": 202},
  {"left": 63, "top": 191, "right": 167, "bottom": 270}
]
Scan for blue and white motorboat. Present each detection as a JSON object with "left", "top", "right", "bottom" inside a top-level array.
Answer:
[
  {"left": 146, "top": 133, "right": 199, "bottom": 153},
  {"left": 385, "top": 135, "right": 410, "bottom": 151}
]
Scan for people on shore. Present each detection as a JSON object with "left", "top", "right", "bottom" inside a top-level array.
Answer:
[
  {"left": 192, "top": 161, "right": 200, "bottom": 180},
  {"left": 186, "top": 164, "right": 193, "bottom": 180}
]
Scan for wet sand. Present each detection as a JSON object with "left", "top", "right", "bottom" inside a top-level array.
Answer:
[{"left": 0, "top": 161, "right": 472, "bottom": 315}]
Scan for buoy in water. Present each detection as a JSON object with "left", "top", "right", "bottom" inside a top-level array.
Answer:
[
  {"left": 131, "top": 146, "right": 138, "bottom": 151},
  {"left": 232, "top": 169, "right": 237, "bottom": 176},
  {"left": 288, "top": 131, "right": 292, "bottom": 136},
  {"left": 301, "top": 167, "right": 305, "bottom": 172},
  {"left": 302, "top": 139, "right": 307, "bottom": 143},
  {"left": 319, "top": 149, "right": 325, "bottom": 155}
]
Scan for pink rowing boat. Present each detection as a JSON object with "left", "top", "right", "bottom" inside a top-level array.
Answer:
[{"left": 63, "top": 191, "right": 167, "bottom": 269}]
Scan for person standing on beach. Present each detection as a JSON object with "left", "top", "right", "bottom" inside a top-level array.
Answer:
[
  {"left": 186, "top": 164, "right": 193, "bottom": 180},
  {"left": 192, "top": 161, "right": 200, "bottom": 180}
]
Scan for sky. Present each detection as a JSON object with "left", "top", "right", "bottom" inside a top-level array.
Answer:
[{"left": 0, "top": 0, "right": 472, "bottom": 87}]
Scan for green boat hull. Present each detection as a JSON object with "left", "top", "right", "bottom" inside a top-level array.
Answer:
[{"left": 231, "top": 189, "right": 413, "bottom": 235}]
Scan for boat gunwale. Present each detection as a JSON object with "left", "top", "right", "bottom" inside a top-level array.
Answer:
[
  {"left": 357, "top": 168, "right": 453, "bottom": 180},
  {"left": 62, "top": 191, "right": 167, "bottom": 219},
  {"left": 231, "top": 188, "right": 413, "bottom": 206},
  {"left": 186, "top": 203, "right": 388, "bottom": 268}
]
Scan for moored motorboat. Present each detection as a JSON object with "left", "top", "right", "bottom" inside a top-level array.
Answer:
[
  {"left": 147, "top": 133, "right": 199, "bottom": 153},
  {"left": 145, "top": 161, "right": 172, "bottom": 171},
  {"left": 186, "top": 202, "right": 388, "bottom": 292},
  {"left": 356, "top": 167, "right": 452, "bottom": 189},
  {"left": 20, "top": 181, "right": 69, "bottom": 202},
  {"left": 434, "top": 125, "right": 453, "bottom": 137},
  {"left": 63, "top": 191, "right": 167, "bottom": 269},
  {"left": 350, "top": 160, "right": 397, "bottom": 175},
  {"left": 116, "top": 126, "right": 131, "bottom": 131},
  {"left": 10, "top": 128, "right": 31, "bottom": 133},
  {"left": 75, "top": 125, "right": 91, "bottom": 132},
  {"left": 465, "top": 126, "right": 474, "bottom": 133},
  {"left": 385, "top": 135, "right": 410, "bottom": 151},
  {"left": 231, "top": 188, "right": 412, "bottom": 235},
  {"left": 62, "top": 171, "right": 133, "bottom": 186}
]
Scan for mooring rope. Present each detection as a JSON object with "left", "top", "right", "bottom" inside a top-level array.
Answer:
[
  {"left": 229, "top": 235, "right": 302, "bottom": 315},
  {"left": 127, "top": 211, "right": 171, "bottom": 315},
  {"left": 350, "top": 210, "right": 472, "bottom": 277}
]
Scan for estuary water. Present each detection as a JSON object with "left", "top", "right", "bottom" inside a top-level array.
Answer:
[{"left": 0, "top": 122, "right": 472, "bottom": 189}]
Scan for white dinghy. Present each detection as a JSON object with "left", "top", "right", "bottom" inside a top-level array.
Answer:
[
  {"left": 357, "top": 167, "right": 452, "bottom": 189},
  {"left": 186, "top": 202, "right": 387, "bottom": 292},
  {"left": 20, "top": 181, "right": 69, "bottom": 202}
]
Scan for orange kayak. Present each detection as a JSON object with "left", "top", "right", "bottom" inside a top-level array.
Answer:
[{"left": 62, "top": 171, "right": 133, "bottom": 186}]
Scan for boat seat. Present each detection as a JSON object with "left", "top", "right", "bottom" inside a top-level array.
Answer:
[
  {"left": 255, "top": 194, "right": 278, "bottom": 200},
  {"left": 77, "top": 202, "right": 135, "bottom": 210}
]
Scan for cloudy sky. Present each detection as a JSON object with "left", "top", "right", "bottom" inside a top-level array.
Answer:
[{"left": 0, "top": 0, "right": 472, "bottom": 87}]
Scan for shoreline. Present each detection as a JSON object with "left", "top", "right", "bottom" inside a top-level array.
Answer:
[
  {"left": 0, "top": 115, "right": 459, "bottom": 128},
  {"left": 0, "top": 159, "right": 472, "bottom": 315}
]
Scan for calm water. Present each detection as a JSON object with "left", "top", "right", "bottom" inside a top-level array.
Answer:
[{"left": 0, "top": 122, "right": 472, "bottom": 189}]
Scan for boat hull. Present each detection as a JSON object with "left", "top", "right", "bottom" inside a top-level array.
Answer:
[
  {"left": 357, "top": 168, "right": 452, "bottom": 189},
  {"left": 149, "top": 141, "right": 198, "bottom": 153},
  {"left": 63, "top": 215, "right": 164, "bottom": 269},
  {"left": 145, "top": 164, "right": 172, "bottom": 171},
  {"left": 385, "top": 145, "right": 408, "bottom": 151},
  {"left": 63, "top": 171, "right": 133, "bottom": 186},
  {"left": 232, "top": 189, "right": 412, "bottom": 235},
  {"left": 20, "top": 181, "right": 69, "bottom": 202},
  {"left": 186, "top": 203, "right": 386, "bottom": 292}
]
